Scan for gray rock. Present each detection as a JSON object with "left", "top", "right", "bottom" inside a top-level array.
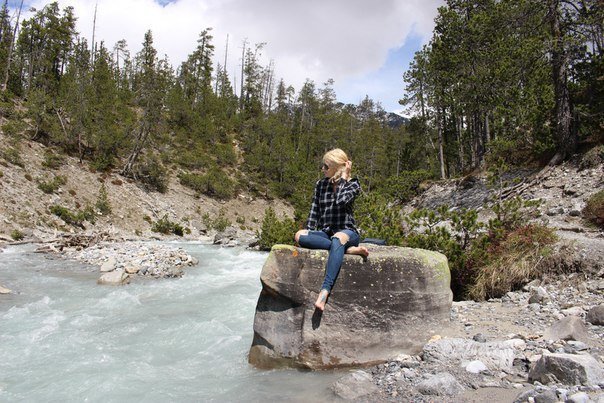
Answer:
[
  {"left": 473, "top": 333, "right": 487, "bottom": 343},
  {"left": 594, "top": 393, "right": 604, "bottom": 403},
  {"left": 544, "top": 316, "right": 590, "bottom": 342},
  {"left": 248, "top": 245, "right": 452, "bottom": 370},
  {"left": 213, "top": 227, "right": 237, "bottom": 245},
  {"left": 423, "top": 338, "right": 515, "bottom": 370},
  {"left": 528, "top": 353, "right": 604, "bottom": 386},
  {"left": 567, "top": 391, "right": 590, "bottom": 403},
  {"left": 567, "top": 341, "right": 589, "bottom": 351},
  {"left": 465, "top": 360, "right": 488, "bottom": 374},
  {"left": 529, "top": 286, "right": 550, "bottom": 304},
  {"left": 533, "top": 389, "right": 558, "bottom": 403},
  {"left": 331, "top": 370, "right": 379, "bottom": 400},
  {"left": 0, "top": 284, "right": 11, "bottom": 294},
  {"left": 563, "top": 307, "right": 586, "bottom": 317},
  {"left": 586, "top": 305, "right": 604, "bottom": 326},
  {"left": 417, "top": 372, "right": 464, "bottom": 396},
  {"left": 97, "top": 269, "right": 129, "bottom": 285},
  {"left": 100, "top": 257, "right": 116, "bottom": 272}
]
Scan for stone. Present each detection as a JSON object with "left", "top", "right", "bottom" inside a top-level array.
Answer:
[
  {"left": 423, "top": 338, "right": 515, "bottom": 370},
  {"left": 465, "top": 360, "right": 489, "bottom": 374},
  {"left": 528, "top": 353, "right": 604, "bottom": 386},
  {"left": 417, "top": 372, "right": 464, "bottom": 396},
  {"left": 562, "top": 307, "right": 585, "bottom": 317},
  {"left": 567, "top": 392, "right": 590, "bottom": 403},
  {"left": 473, "top": 333, "right": 487, "bottom": 343},
  {"left": 567, "top": 341, "right": 589, "bottom": 351},
  {"left": 100, "top": 257, "right": 116, "bottom": 272},
  {"left": 213, "top": 227, "right": 237, "bottom": 245},
  {"left": 97, "top": 269, "right": 129, "bottom": 285},
  {"left": 533, "top": 389, "right": 559, "bottom": 403},
  {"left": 125, "top": 265, "right": 140, "bottom": 274},
  {"left": 544, "top": 316, "right": 590, "bottom": 342},
  {"left": 586, "top": 305, "right": 604, "bottom": 326},
  {"left": 331, "top": 370, "right": 379, "bottom": 400},
  {"left": 248, "top": 245, "right": 452, "bottom": 370},
  {"left": 529, "top": 286, "right": 550, "bottom": 304},
  {"left": 0, "top": 284, "right": 11, "bottom": 294}
]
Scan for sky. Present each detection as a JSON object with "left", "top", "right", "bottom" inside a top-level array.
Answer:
[{"left": 11, "top": 0, "right": 443, "bottom": 114}]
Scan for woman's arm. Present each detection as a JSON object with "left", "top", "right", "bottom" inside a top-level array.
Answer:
[
  {"left": 305, "top": 181, "right": 321, "bottom": 230},
  {"left": 335, "top": 178, "right": 361, "bottom": 205}
]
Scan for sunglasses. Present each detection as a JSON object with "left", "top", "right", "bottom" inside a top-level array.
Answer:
[{"left": 320, "top": 163, "right": 329, "bottom": 171}]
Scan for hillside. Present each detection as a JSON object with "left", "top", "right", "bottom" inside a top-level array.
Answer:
[{"left": 0, "top": 131, "right": 292, "bottom": 244}]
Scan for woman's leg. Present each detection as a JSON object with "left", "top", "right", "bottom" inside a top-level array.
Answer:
[
  {"left": 295, "top": 230, "right": 331, "bottom": 250},
  {"left": 315, "top": 230, "right": 357, "bottom": 310}
]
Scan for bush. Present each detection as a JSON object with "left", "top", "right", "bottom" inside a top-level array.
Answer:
[
  {"left": 137, "top": 155, "right": 168, "bottom": 193},
  {"left": 179, "top": 167, "right": 236, "bottom": 200},
  {"left": 37, "top": 175, "right": 67, "bottom": 194},
  {"left": 579, "top": 145, "right": 604, "bottom": 170},
  {"left": 257, "top": 207, "right": 297, "bottom": 251},
  {"left": 403, "top": 195, "right": 553, "bottom": 300},
  {"left": 583, "top": 190, "right": 604, "bottom": 228},
  {"left": 468, "top": 225, "right": 557, "bottom": 300},
  {"left": 42, "top": 150, "right": 65, "bottom": 169},
  {"left": 50, "top": 204, "right": 96, "bottom": 227},
  {"left": 2, "top": 120, "right": 26, "bottom": 137},
  {"left": 355, "top": 193, "right": 405, "bottom": 246},
  {"left": 10, "top": 229, "right": 24, "bottom": 241},
  {"left": 95, "top": 184, "right": 112, "bottom": 215},
  {"left": 151, "top": 214, "right": 184, "bottom": 236},
  {"left": 201, "top": 210, "right": 231, "bottom": 232},
  {"left": 380, "top": 170, "right": 433, "bottom": 203},
  {"left": 1, "top": 146, "right": 23, "bottom": 167}
]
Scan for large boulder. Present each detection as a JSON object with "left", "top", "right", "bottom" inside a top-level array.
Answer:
[{"left": 248, "top": 244, "right": 452, "bottom": 370}]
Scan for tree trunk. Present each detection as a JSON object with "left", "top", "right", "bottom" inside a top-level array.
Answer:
[
  {"left": 437, "top": 108, "right": 446, "bottom": 180},
  {"left": 548, "top": 0, "right": 575, "bottom": 164},
  {"left": 2, "top": 0, "right": 23, "bottom": 92}
]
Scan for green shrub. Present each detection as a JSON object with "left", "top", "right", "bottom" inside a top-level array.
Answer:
[
  {"left": 583, "top": 190, "right": 604, "bottom": 228},
  {"left": 137, "top": 155, "right": 168, "bottom": 193},
  {"left": 50, "top": 204, "right": 96, "bottom": 227},
  {"left": 95, "top": 184, "right": 112, "bottom": 215},
  {"left": 37, "top": 175, "right": 67, "bottom": 194},
  {"left": 179, "top": 167, "right": 236, "bottom": 200},
  {"left": 355, "top": 193, "right": 405, "bottom": 246},
  {"left": 201, "top": 210, "right": 231, "bottom": 232},
  {"left": 579, "top": 145, "right": 604, "bottom": 170},
  {"left": 468, "top": 224, "right": 557, "bottom": 300},
  {"left": 403, "top": 196, "right": 554, "bottom": 300},
  {"left": 380, "top": 169, "right": 433, "bottom": 203},
  {"left": 1, "top": 146, "right": 23, "bottom": 167},
  {"left": 151, "top": 214, "right": 184, "bottom": 236},
  {"left": 42, "top": 151, "right": 65, "bottom": 169},
  {"left": 10, "top": 229, "right": 24, "bottom": 241},
  {"left": 2, "top": 120, "right": 25, "bottom": 137},
  {"left": 257, "top": 207, "right": 297, "bottom": 251}
]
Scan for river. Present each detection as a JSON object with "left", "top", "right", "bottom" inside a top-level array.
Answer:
[{"left": 0, "top": 243, "right": 343, "bottom": 402}]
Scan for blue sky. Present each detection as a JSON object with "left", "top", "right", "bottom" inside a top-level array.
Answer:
[{"left": 15, "top": 0, "right": 443, "bottom": 114}]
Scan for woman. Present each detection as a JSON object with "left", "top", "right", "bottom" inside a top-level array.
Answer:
[{"left": 294, "top": 148, "right": 369, "bottom": 311}]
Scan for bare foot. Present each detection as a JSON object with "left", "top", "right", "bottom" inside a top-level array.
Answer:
[
  {"left": 314, "top": 289, "right": 329, "bottom": 311},
  {"left": 346, "top": 246, "right": 369, "bottom": 259}
]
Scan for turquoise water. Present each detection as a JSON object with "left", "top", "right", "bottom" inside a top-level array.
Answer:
[{"left": 0, "top": 243, "right": 341, "bottom": 402}]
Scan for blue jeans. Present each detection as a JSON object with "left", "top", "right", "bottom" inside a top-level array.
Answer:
[{"left": 297, "top": 229, "right": 360, "bottom": 293}]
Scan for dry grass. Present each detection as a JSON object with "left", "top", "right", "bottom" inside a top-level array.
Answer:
[{"left": 468, "top": 225, "right": 557, "bottom": 300}]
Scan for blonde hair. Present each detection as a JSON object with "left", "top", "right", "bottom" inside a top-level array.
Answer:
[{"left": 323, "top": 148, "right": 349, "bottom": 183}]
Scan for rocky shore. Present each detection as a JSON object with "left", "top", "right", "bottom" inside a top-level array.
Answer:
[{"left": 331, "top": 276, "right": 604, "bottom": 402}]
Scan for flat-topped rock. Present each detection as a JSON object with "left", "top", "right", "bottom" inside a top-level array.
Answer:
[{"left": 248, "top": 244, "right": 453, "bottom": 370}]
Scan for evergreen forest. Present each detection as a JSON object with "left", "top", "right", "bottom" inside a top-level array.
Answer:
[{"left": 0, "top": 1, "right": 602, "bottom": 299}]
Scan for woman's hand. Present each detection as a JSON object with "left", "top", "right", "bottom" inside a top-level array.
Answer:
[{"left": 343, "top": 161, "right": 352, "bottom": 181}]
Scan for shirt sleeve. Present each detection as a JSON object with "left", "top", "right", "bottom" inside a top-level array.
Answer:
[
  {"left": 305, "top": 180, "right": 321, "bottom": 230},
  {"left": 335, "top": 178, "right": 361, "bottom": 205}
]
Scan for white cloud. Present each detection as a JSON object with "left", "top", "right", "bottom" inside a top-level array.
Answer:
[{"left": 25, "top": 0, "right": 442, "bottom": 108}]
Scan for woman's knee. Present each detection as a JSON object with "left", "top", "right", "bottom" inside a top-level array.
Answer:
[
  {"left": 294, "top": 230, "right": 309, "bottom": 243},
  {"left": 333, "top": 232, "right": 350, "bottom": 245}
]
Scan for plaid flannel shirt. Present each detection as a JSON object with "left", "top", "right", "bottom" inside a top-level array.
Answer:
[{"left": 305, "top": 177, "right": 361, "bottom": 234}]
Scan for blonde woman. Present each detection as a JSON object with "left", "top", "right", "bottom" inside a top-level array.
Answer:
[{"left": 294, "top": 148, "right": 369, "bottom": 311}]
